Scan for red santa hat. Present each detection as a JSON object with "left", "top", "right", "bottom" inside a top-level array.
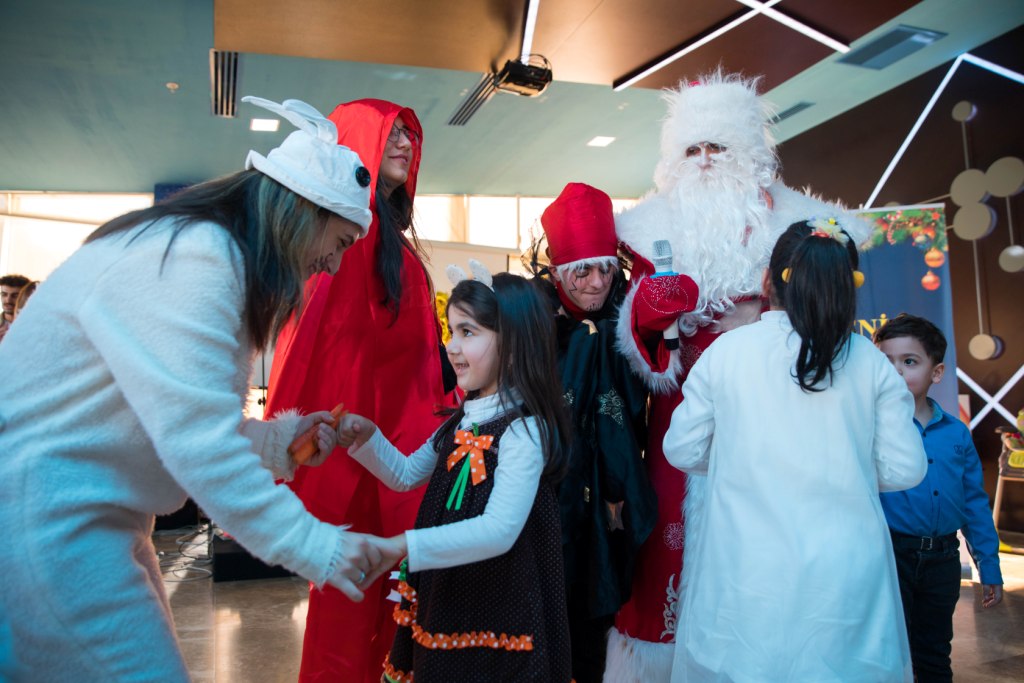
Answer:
[{"left": 541, "top": 183, "right": 618, "bottom": 269}]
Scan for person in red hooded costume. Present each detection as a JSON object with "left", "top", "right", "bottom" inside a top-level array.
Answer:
[{"left": 265, "top": 99, "right": 452, "bottom": 682}]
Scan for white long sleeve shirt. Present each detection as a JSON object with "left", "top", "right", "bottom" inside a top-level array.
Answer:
[{"left": 349, "top": 392, "right": 545, "bottom": 572}]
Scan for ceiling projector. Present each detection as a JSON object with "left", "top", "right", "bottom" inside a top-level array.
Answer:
[{"left": 494, "top": 57, "right": 552, "bottom": 97}]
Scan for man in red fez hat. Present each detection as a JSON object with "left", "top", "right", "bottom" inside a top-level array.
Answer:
[{"left": 528, "top": 183, "right": 696, "bottom": 683}]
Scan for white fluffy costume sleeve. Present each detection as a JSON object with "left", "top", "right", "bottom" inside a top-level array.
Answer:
[{"left": 0, "top": 219, "right": 350, "bottom": 682}]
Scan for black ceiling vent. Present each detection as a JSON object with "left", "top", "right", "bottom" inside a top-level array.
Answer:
[
  {"left": 448, "top": 72, "right": 500, "bottom": 126},
  {"left": 771, "top": 101, "right": 814, "bottom": 124},
  {"left": 839, "top": 25, "right": 946, "bottom": 70},
  {"left": 210, "top": 50, "right": 241, "bottom": 118},
  {"left": 447, "top": 56, "right": 552, "bottom": 126}
]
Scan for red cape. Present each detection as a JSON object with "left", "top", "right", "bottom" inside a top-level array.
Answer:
[{"left": 265, "top": 99, "right": 449, "bottom": 682}]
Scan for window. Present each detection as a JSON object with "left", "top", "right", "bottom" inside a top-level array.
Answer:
[{"left": 0, "top": 192, "right": 152, "bottom": 279}]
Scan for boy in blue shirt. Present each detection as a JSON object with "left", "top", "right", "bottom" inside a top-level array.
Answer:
[{"left": 874, "top": 313, "right": 1003, "bottom": 682}]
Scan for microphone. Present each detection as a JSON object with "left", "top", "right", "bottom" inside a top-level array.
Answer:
[{"left": 651, "top": 239, "right": 680, "bottom": 350}]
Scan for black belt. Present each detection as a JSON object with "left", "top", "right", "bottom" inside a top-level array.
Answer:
[{"left": 890, "top": 530, "right": 957, "bottom": 552}]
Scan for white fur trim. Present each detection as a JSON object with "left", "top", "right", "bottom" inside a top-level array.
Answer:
[
  {"left": 604, "top": 627, "right": 674, "bottom": 683},
  {"left": 615, "top": 282, "right": 683, "bottom": 393},
  {"left": 614, "top": 190, "right": 672, "bottom": 264},
  {"left": 766, "top": 182, "right": 871, "bottom": 246},
  {"left": 679, "top": 474, "right": 707, "bottom": 599},
  {"left": 670, "top": 474, "right": 709, "bottom": 681},
  {"left": 552, "top": 255, "right": 619, "bottom": 281},
  {"left": 264, "top": 408, "right": 305, "bottom": 481}
]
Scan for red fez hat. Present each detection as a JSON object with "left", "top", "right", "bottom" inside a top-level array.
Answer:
[{"left": 541, "top": 183, "right": 617, "bottom": 267}]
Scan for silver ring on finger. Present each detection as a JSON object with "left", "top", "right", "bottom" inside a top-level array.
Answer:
[{"left": 358, "top": 570, "right": 366, "bottom": 584}]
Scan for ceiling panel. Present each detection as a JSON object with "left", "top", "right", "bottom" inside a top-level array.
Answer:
[
  {"left": 532, "top": 0, "right": 739, "bottom": 85},
  {"left": 781, "top": 0, "right": 920, "bottom": 45},
  {"left": 215, "top": 0, "right": 524, "bottom": 73},
  {"left": 632, "top": 14, "right": 833, "bottom": 91},
  {"left": 1, "top": 0, "right": 1022, "bottom": 197}
]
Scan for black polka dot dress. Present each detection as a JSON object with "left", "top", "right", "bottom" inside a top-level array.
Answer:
[{"left": 383, "top": 413, "right": 571, "bottom": 682}]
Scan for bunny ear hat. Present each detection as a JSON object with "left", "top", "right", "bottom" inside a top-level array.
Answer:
[
  {"left": 242, "top": 96, "right": 373, "bottom": 233},
  {"left": 446, "top": 259, "right": 494, "bottom": 291}
]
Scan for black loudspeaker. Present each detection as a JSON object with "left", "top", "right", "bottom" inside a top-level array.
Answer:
[
  {"left": 211, "top": 534, "right": 295, "bottom": 582},
  {"left": 155, "top": 498, "right": 200, "bottom": 530}
]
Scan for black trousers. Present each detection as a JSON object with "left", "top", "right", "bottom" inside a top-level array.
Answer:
[
  {"left": 890, "top": 531, "right": 961, "bottom": 683},
  {"left": 566, "top": 581, "right": 614, "bottom": 683}
]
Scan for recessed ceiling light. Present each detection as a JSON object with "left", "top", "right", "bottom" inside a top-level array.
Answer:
[
  {"left": 250, "top": 118, "right": 280, "bottom": 132},
  {"left": 587, "top": 136, "right": 615, "bottom": 147}
]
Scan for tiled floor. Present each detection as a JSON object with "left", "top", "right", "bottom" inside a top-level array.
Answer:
[{"left": 159, "top": 528, "right": 1024, "bottom": 682}]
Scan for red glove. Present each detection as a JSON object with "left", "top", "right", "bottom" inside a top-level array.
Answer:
[{"left": 632, "top": 273, "right": 699, "bottom": 338}]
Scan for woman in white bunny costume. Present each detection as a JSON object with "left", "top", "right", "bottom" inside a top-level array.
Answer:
[
  {"left": 0, "top": 97, "right": 402, "bottom": 681},
  {"left": 608, "top": 72, "right": 870, "bottom": 681}
]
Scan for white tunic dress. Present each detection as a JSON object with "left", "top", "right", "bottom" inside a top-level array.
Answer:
[{"left": 663, "top": 311, "right": 927, "bottom": 683}]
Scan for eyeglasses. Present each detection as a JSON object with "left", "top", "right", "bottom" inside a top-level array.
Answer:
[{"left": 387, "top": 126, "right": 421, "bottom": 147}]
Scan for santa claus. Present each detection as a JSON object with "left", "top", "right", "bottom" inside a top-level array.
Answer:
[{"left": 606, "top": 71, "right": 869, "bottom": 680}]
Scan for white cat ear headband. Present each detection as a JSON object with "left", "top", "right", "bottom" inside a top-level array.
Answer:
[{"left": 446, "top": 259, "right": 494, "bottom": 291}]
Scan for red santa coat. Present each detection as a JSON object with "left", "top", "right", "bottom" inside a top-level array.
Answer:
[
  {"left": 610, "top": 250, "right": 723, "bottom": 649},
  {"left": 265, "top": 99, "right": 449, "bottom": 683}
]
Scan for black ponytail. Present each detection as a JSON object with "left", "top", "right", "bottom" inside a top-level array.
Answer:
[
  {"left": 375, "top": 183, "right": 432, "bottom": 323},
  {"left": 768, "top": 221, "right": 860, "bottom": 392}
]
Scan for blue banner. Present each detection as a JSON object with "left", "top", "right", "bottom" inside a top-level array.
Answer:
[{"left": 854, "top": 204, "right": 958, "bottom": 415}]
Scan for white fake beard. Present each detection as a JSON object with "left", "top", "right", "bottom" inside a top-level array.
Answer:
[{"left": 660, "top": 152, "right": 775, "bottom": 333}]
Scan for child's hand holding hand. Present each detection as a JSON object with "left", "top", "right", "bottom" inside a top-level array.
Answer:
[
  {"left": 293, "top": 411, "right": 339, "bottom": 467},
  {"left": 366, "top": 533, "right": 408, "bottom": 579},
  {"left": 337, "top": 413, "right": 377, "bottom": 450},
  {"left": 375, "top": 533, "right": 408, "bottom": 567},
  {"left": 327, "top": 532, "right": 408, "bottom": 602}
]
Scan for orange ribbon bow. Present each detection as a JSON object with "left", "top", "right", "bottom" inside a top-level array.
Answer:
[{"left": 447, "top": 430, "right": 494, "bottom": 485}]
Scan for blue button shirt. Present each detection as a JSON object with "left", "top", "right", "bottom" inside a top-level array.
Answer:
[{"left": 880, "top": 399, "right": 1003, "bottom": 585}]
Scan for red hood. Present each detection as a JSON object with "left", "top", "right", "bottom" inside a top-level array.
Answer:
[{"left": 327, "top": 99, "right": 422, "bottom": 207}]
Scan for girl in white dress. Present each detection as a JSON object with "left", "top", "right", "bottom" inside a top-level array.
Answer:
[{"left": 663, "top": 219, "right": 928, "bottom": 682}]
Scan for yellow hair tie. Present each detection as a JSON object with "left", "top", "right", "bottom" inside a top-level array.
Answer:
[{"left": 781, "top": 266, "right": 862, "bottom": 287}]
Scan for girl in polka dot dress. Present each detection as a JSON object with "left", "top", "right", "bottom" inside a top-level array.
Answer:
[{"left": 336, "top": 266, "right": 573, "bottom": 682}]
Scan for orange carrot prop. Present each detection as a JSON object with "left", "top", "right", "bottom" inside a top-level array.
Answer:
[{"left": 288, "top": 403, "right": 347, "bottom": 466}]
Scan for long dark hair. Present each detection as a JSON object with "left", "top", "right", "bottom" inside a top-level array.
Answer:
[
  {"left": 432, "top": 273, "right": 570, "bottom": 480},
  {"left": 86, "top": 169, "right": 328, "bottom": 350},
  {"left": 376, "top": 182, "right": 432, "bottom": 321},
  {"left": 768, "top": 221, "right": 860, "bottom": 392}
]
